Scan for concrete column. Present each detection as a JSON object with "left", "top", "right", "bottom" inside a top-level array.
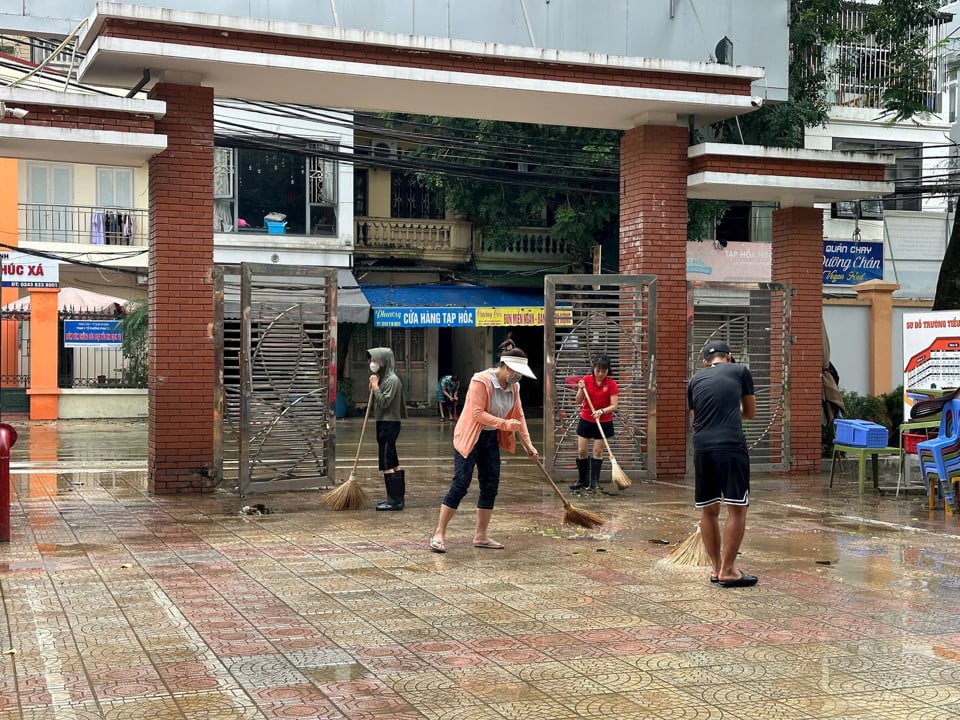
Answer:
[
  {"left": 620, "top": 124, "right": 689, "bottom": 479},
  {"left": 25, "top": 288, "right": 60, "bottom": 420},
  {"left": 854, "top": 279, "right": 900, "bottom": 395},
  {"left": 148, "top": 83, "right": 215, "bottom": 494},
  {"left": 772, "top": 206, "right": 822, "bottom": 473}
]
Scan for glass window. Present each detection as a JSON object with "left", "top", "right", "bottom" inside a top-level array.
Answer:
[
  {"left": 96, "top": 167, "right": 134, "bottom": 208},
  {"left": 216, "top": 143, "right": 337, "bottom": 235}
]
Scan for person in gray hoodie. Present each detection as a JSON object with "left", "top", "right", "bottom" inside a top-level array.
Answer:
[{"left": 368, "top": 347, "right": 408, "bottom": 510}]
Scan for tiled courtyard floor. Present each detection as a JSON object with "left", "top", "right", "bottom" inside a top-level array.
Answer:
[{"left": 3, "top": 418, "right": 960, "bottom": 718}]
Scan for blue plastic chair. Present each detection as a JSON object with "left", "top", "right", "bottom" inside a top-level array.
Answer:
[{"left": 916, "top": 399, "right": 960, "bottom": 515}]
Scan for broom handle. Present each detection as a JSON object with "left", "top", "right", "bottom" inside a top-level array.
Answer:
[
  {"left": 349, "top": 388, "right": 375, "bottom": 478},
  {"left": 582, "top": 387, "right": 617, "bottom": 460},
  {"left": 532, "top": 457, "right": 571, "bottom": 506}
]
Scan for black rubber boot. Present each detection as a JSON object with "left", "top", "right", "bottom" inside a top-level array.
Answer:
[
  {"left": 570, "top": 458, "right": 590, "bottom": 490},
  {"left": 376, "top": 471, "right": 405, "bottom": 511},
  {"left": 589, "top": 458, "right": 603, "bottom": 490}
]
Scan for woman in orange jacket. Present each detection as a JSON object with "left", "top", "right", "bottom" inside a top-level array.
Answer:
[{"left": 429, "top": 347, "right": 540, "bottom": 553}]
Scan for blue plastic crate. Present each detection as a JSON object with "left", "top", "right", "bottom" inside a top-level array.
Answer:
[
  {"left": 266, "top": 220, "right": 286, "bottom": 234},
  {"left": 834, "top": 419, "right": 888, "bottom": 448}
]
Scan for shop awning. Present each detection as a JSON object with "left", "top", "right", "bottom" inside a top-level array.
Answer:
[
  {"left": 338, "top": 269, "right": 371, "bottom": 324},
  {"left": 361, "top": 284, "right": 547, "bottom": 328}
]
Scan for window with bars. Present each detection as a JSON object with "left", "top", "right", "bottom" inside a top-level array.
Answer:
[
  {"left": 213, "top": 143, "right": 338, "bottom": 235},
  {"left": 391, "top": 172, "right": 444, "bottom": 219}
]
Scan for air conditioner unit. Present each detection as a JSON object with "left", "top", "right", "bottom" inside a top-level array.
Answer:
[{"left": 371, "top": 140, "right": 398, "bottom": 159}]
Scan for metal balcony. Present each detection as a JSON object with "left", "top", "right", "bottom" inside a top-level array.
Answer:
[{"left": 18, "top": 204, "right": 149, "bottom": 247}]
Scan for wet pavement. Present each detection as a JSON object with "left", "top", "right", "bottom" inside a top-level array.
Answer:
[{"left": 3, "top": 417, "right": 960, "bottom": 718}]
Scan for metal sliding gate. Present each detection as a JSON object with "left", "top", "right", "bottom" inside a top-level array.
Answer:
[
  {"left": 544, "top": 274, "right": 657, "bottom": 479},
  {"left": 688, "top": 281, "right": 791, "bottom": 471},
  {"left": 214, "top": 263, "right": 337, "bottom": 494}
]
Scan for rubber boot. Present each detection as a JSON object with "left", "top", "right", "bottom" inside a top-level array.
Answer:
[
  {"left": 589, "top": 458, "right": 603, "bottom": 490},
  {"left": 570, "top": 458, "right": 590, "bottom": 490},
  {"left": 376, "top": 471, "right": 405, "bottom": 511}
]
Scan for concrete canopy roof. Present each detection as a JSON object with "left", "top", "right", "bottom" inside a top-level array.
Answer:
[
  {"left": 76, "top": 4, "right": 766, "bottom": 130},
  {"left": 686, "top": 143, "right": 894, "bottom": 206},
  {"left": 0, "top": 87, "right": 167, "bottom": 165}
]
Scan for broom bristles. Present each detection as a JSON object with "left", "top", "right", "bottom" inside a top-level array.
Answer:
[
  {"left": 322, "top": 477, "right": 369, "bottom": 511},
  {"left": 662, "top": 526, "right": 711, "bottom": 566},
  {"left": 562, "top": 505, "right": 605, "bottom": 530},
  {"left": 610, "top": 458, "right": 632, "bottom": 489}
]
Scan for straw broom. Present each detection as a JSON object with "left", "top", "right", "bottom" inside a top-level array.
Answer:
[
  {"left": 532, "top": 458, "right": 604, "bottom": 530},
  {"left": 582, "top": 392, "right": 631, "bottom": 489},
  {"left": 322, "top": 388, "right": 373, "bottom": 511},
  {"left": 662, "top": 525, "right": 711, "bottom": 567}
]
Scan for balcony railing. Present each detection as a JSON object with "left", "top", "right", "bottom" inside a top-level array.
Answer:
[
  {"left": 474, "top": 227, "right": 570, "bottom": 269},
  {"left": 18, "top": 204, "right": 149, "bottom": 247},
  {"left": 355, "top": 217, "right": 472, "bottom": 264}
]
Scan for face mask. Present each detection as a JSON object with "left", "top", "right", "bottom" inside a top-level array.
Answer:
[{"left": 369, "top": 361, "right": 380, "bottom": 373}]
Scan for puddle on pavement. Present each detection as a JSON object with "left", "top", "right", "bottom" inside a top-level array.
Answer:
[{"left": 303, "top": 663, "right": 368, "bottom": 681}]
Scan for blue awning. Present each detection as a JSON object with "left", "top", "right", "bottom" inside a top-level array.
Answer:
[{"left": 360, "top": 284, "right": 545, "bottom": 328}]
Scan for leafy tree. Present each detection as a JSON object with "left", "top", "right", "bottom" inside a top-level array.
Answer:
[
  {"left": 385, "top": 116, "right": 620, "bottom": 271},
  {"left": 120, "top": 298, "right": 148, "bottom": 388}
]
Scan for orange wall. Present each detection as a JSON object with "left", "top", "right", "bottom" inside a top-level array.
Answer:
[{"left": 0, "top": 159, "right": 19, "bottom": 387}]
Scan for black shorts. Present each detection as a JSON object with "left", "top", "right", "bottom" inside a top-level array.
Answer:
[
  {"left": 576, "top": 418, "right": 614, "bottom": 440},
  {"left": 694, "top": 447, "right": 750, "bottom": 507}
]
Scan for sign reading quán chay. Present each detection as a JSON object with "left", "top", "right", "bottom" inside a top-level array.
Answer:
[{"left": 822, "top": 239, "right": 883, "bottom": 286}]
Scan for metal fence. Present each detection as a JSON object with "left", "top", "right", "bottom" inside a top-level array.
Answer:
[
  {"left": 19, "top": 204, "right": 149, "bottom": 247},
  {"left": 58, "top": 309, "right": 134, "bottom": 389},
  {"left": 0, "top": 310, "right": 30, "bottom": 388},
  {"left": 688, "top": 282, "right": 791, "bottom": 471},
  {"left": 545, "top": 274, "right": 656, "bottom": 480}
]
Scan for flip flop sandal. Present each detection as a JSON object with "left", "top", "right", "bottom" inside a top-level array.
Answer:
[
  {"left": 472, "top": 539, "right": 505, "bottom": 549},
  {"left": 429, "top": 537, "right": 446, "bottom": 554}
]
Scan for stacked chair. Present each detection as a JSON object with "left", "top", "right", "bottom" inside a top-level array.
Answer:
[{"left": 916, "top": 398, "right": 960, "bottom": 515}]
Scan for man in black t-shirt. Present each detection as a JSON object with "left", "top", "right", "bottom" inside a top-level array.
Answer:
[{"left": 687, "top": 340, "right": 757, "bottom": 588}]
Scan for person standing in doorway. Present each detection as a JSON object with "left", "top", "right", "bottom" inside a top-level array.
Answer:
[
  {"left": 571, "top": 354, "right": 618, "bottom": 492},
  {"left": 429, "top": 347, "right": 539, "bottom": 553},
  {"left": 687, "top": 340, "right": 757, "bottom": 587},
  {"left": 368, "top": 347, "right": 408, "bottom": 511},
  {"left": 437, "top": 374, "right": 460, "bottom": 421}
]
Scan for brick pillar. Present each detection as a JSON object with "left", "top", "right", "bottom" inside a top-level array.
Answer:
[
  {"left": 772, "top": 206, "right": 822, "bottom": 474},
  {"left": 148, "top": 83, "right": 215, "bottom": 494},
  {"left": 620, "top": 124, "right": 689, "bottom": 479}
]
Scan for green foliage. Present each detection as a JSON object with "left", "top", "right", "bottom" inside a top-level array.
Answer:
[
  {"left": 826, "top": 385, "right": 905, "bottom": 455},
  {"left": 687, "top": 200, "right": 730, "bottom": 241},
  {"left": 864, "top": 0, "right": 943, "bottom": 122},
  {"left": 120, "top": 299, "right": 148, "bottom": 388},
  {"left": 383, "top": 115, "right": 620, "bottom": 270},
  {"left": 706, "top": 0, "right": 940, "bottom": 148}
]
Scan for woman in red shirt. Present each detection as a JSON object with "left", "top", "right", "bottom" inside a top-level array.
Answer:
[{"left": 571, "top": 354, "right": 618, "bottom": 492}]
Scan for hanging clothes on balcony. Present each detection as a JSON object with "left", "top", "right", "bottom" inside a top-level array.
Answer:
[
  {"left": 90, "top": 211, "right": 105, "bottom": 245},
  {"left": 122, "top": 213, "right": 134, "bottom": 245},
  {"left": 104, "top": 211, "right": 123, "bottom": 245}
]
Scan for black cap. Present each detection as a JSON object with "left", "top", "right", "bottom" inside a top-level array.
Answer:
[{"left": 703, "top": 340, "right": 732, "bottom": 359}]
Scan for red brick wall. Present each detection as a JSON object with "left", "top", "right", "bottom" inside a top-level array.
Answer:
[
  {"left": 772, "top": 206, "right": 823, "bottom": 474},
  {"left": 3, "top": 106, "right": 155, "bottom": 133},
  {"left": 621, "top": 125, "right": 689, "bottom": 479},
  {"left": 102, "top": 20, "right": 752, "bottom": 96},
  {"left": 690, "top": 155, "right": 885, "bottom": 182},
  {"left": 147, "top": 83, "right": 215, "bottom": 494}
]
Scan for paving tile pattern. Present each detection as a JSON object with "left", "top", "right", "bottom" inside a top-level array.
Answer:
[{"left": 3, "top": 419, "right": 960, "bottom": 718}]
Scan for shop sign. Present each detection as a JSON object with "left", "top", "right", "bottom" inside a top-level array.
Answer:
[
  {"left": 0, "top": 251, "right": 59, "bottom": 288},
  {"left": 63, "top": 319, "right": 123, "bottom": 348},
  {"left": 822, "top": 239, "right": 883, "bottom": 285}
]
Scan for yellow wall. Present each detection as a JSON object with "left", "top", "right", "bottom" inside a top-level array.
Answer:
[
  {"left": 368, "top": 168, "right": 392, "bottom": 217},
  {"left": 16, "top": 161, "right": 150, "bottom": 208}
]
